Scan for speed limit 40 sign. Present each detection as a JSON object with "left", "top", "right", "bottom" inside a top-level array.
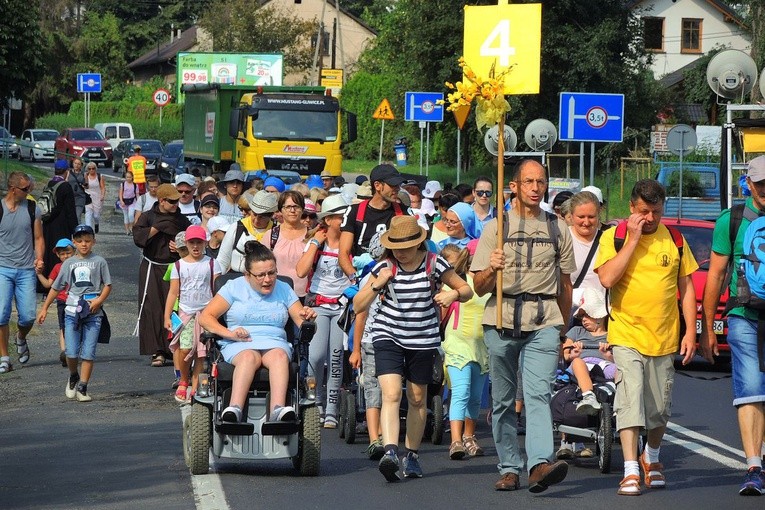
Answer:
[
  {"left": 153, "top": 89, "right": 171, "bottom": 107},
  {"left": 463, "top": 1, "right": 541, "bottom": 95}
]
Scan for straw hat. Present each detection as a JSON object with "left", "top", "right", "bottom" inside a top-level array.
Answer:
[{"left": 380, "top": 215, "right": 427, "bottom": 249}]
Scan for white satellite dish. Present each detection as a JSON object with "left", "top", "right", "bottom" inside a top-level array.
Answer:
[
  {"left": 484, "top": 125, "right": 517, "bottom": 156},
  {"left": 706, "top": 49, "right": 758, "bottom": 100},
  {"left": 524, "top": 118, "right": 558, "bottom": 152}
]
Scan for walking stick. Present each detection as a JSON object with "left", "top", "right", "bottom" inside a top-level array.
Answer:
[{"left": 496, "top": 114, "right": 505, "bottom": 329}]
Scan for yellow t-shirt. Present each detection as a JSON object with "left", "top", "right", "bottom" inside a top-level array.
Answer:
[
  {"left": 594, "top": 224, "right": 698, "bottom": 356},
  {"left": 442, "top": 275, "right": 490, "bottom": 373}
]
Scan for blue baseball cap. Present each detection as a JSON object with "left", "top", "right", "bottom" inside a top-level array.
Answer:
[
  {"left": 54, "top": 238, "right": 75, "bottom": 250},
  {"left": 54, "top": 159, "right": 69, "bottom": 170}
]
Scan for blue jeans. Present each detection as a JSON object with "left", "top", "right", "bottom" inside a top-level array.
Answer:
[
  {"left": 0, "top": 266, "right": 37, "bottom": 326},
  {"left": 64, "top": 314, "right": 102, "bottom": 360},
  {"left": 447, "top": 362, "right": 486, "bottom": 422},
  {"left": 727, "top": 316, "right": 765, "bottom": 406},
  {"left": 484, "top": 326, "right": 561, "bottom": 475}
]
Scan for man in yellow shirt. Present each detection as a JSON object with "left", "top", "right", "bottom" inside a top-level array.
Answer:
[
  {"left": 595, "top": 179, "right": 697, "bottom": 497},
  {"left": 126, "top": 145, "right": 147, "bottom": 195}
]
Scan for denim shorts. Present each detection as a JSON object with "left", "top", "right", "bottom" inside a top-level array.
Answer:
[
  {"left": 64, "top": 313, "right": 102, "bottom": 361},
  {"left": 727, "top": 316, "right": 765, "bottom": 406},
  {"left": 0, "top": 266, "right": 37, "bottom": 327}
]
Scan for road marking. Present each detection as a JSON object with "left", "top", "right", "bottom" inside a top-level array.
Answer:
[
  {"left": 665, "top": 421, "right": 745, "bottom": 470},
  {"left": 180, "top": 406, "right": 231, "bottom": 510}
]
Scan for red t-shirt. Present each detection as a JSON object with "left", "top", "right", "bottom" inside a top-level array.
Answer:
[{"left": 49, "top": 263, "right": 68, "bottom": 302}]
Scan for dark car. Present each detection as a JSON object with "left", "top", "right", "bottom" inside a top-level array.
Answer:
[
  {"left": 158, "top": 140, "right": 190, "bottom": 183},
  {"left": 113, "top": 139, "right": 164, "bottom": 177},
  {"left": 0, "top": 127, "right": 20, "bottom": 159},
  {"left": 54, "top": 128, "right": 112, "bottom": 167}
]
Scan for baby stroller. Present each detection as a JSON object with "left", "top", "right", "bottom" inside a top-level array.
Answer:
[
  {"left": 551, "top": 365, "right": 617, "bottom": 473},
  {"left": 182, "top": 274, "right": 321, "bottom": 476}
]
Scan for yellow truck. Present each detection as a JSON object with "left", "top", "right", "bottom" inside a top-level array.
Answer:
[{"left": 183, "top": 84, "right": 357, "bottom": 177}]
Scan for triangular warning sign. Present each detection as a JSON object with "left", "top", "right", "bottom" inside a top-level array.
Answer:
[
  {"left": 373, "top": 98, "right": 395, "bottom": 120},
  {"left": 453, "top": 104, "right": 471, "bottom": 130}
]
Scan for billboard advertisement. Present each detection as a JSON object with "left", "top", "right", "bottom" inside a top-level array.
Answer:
[{"left": 176, "top": 52, "right": 284, "bottom": 102}]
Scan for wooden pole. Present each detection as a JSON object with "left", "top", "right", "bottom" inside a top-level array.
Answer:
[{"left": 496, "top": 115, "right": 505, "bottom": 328}]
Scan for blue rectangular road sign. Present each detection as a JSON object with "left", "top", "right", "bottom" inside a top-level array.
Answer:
[
  {"left": 404, "top": 92, "right": 444, "bottom": 122},
  {"left": 77, "top": 73, "right": 102, "bottom": 93},
  {"left": 559, "top": 92, "right": 624, "bottom": 143}
]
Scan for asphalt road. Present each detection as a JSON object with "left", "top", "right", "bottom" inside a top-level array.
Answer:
[{"left": 0, "top": 163, "right": 762, "bottom": 509}]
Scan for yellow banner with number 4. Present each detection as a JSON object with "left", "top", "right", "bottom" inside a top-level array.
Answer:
[{"left": 463, "top": 2, "right": 541, "bottom": 95}]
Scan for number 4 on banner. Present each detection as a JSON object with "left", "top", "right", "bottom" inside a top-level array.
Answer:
[{"left": 480, "top": 20, "right": 516, "bottom": 67}]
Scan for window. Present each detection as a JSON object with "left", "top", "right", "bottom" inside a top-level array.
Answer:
[
  {"left": 311, "top": 30, "right": 330, "bottom": 57},
  {"left": 643, "top": 17, "right": 664, "bottom": 51},
  {"left": 682, "top": 19, "right": 702, "bottom": 53},
  {"left": 118, "top": 126, "right": 131, "bottom": 138}
]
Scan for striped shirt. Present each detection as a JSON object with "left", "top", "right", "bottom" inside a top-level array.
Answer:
[{"left": 369, "top": 253, "right": 452, "bottom": 349}]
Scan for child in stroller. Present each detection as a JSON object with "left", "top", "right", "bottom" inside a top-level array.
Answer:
[{"left": 555, "top": 288, "right": 616, "bottom": 461}]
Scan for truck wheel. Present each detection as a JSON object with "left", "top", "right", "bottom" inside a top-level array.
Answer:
[
  {"left": 188, "top": 403, "right": 211, "bottom": 475},
  {"left": 293, "top": 405, "right": 321, "bottom": 476}
]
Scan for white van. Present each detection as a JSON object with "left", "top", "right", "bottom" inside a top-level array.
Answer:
[{"left": 94, "top": 122, "right": 134, "bottom": 150}]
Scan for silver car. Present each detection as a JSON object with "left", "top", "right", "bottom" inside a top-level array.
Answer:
[
  {"left": 0, "top": 127, "right": 19, "bottom": 159},
  {"left": 19, "top": 129, "right": 58, "bottom": 161}
]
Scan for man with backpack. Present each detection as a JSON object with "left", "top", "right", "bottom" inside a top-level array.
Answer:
[
  {"left": 0, "top": 172, "right": 45, "bottom": 373},
  {"left": 339, "top": 163, "right": 407, "bottom": 280},
  {"left": 595, "top": 179, "right": 698, "bottom": 496},
  {"left": 471, "top": 159, "right": 576, "bottom": 493},
  {"left": 42, "top": 160, "right": 78, "bottom": 283},
  {"left": 701, "top": 155, "right": 765, "bottom": 496}
]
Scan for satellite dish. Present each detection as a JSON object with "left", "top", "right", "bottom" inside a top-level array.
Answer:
[
  {"left": 524, "top": 118, "right": 558, "bottom": 151},
  {"left": 706, "top": 49, "right": 758, "bottom": 99},
  {"left": 484, "top": 125, "right": 517, "bottom": 156}
]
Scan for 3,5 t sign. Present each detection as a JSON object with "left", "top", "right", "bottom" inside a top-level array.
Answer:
[{"left": 463, "top": 1, "right": 542, "bottom": 95}]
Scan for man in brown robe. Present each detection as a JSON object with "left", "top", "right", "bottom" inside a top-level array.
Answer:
[{"left": 133, "top": 184, "right": 190, "bottom": 366}]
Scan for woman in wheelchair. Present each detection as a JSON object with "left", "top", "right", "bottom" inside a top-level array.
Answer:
[{"left": 199, "top": 241, "right": 317, "bottom": 423}]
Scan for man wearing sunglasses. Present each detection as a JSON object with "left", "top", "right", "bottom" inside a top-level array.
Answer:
[
  {"left": 0, "top": 172, "right": 45, "bottom": 373},
  {"left": 472, "top": 176, "right": 496, "bottom": 236},
  {"left": 133, "top": 184, "right": 191, "bottom": 368}
]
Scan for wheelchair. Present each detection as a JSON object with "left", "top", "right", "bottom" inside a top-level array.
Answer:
[{"left": 182, "top": 274, "right": 321, "bottom": 476}]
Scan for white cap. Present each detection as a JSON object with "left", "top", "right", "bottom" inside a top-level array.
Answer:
[
  {"left": 175, "top": 174, "right": 196, "bottom": 187},
  {"left": 574, "top": 288, "right": 608, "bottom": 319},
  {"left": 422, "top": 180, "right": 442, "bottom": 199},
  {"left": 207, "top": 216, "right": 233, "bottom": 233},
  {"left": 580, "top": 185, "right": 604, "bottom": 204}
]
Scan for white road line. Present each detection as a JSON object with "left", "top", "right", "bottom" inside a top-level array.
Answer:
[
  {"left": 667, "top": 421, "right": 745, "bottom": 460},
  {"left": 664, "top": 432, "right": 745, "bottom": 470},
  {"left": 180, "top": 406, "right": 231, "bottom": 510}
]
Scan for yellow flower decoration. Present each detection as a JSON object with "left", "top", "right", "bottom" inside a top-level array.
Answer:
[{"left": 438, "top": 57, "right": 511, "bottom": 132}]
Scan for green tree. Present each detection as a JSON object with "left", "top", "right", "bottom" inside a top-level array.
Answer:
[
  {"left": 0, "top": 0, "right": 44, "bottom": 106},
  {"left": 198, "top": 0, "right": 318, "bottom": 77}
]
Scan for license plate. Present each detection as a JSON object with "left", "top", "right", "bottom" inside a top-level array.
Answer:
[
  {"left": 696, "top": 319, "right": 724, "bottom": 335},
  {"left": 146, "top": 163, "right": 155, "bottom": 170},
  {"left": 89, "top": 151, "right": 100, "bottom": 156}
]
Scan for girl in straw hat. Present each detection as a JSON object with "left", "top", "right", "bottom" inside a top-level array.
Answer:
[{"left": 354, "top": 215, "right": 472, "bottom": 482}]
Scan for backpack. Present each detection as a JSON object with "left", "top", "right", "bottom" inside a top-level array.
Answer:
[
  {"left": 39, "top": 181, "right": 63, "bottom": 222},
  {"left": 500, "top": 211, "right": 562, "bottom": 336},
  {"left": 726, "top": 203, "right": 765, "bottom": 311},
  {"left": 354, "top": 199, "right": 404, "bottom": 250}
]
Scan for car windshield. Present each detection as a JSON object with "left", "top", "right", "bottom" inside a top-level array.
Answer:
[
  {"left": 0, "top": 128, "right": 11, "bottom": 139},
  {"left": 35, "top": 131, "right": 58, "bottom": 141},
  {"left": 72, "top": 130, "right": 104, "bottom": 141},
  {"left": 163, "top": 144, "right": 183, "bottom": 159},
  {"left": 252, "top": 110, "right": 337, "bottom": 141},
  {"left": 137, "top": 141, "right": 163, "bottom": 152},
  {"left": 673, "top": 224, "right": 712, "bottom": 270}
]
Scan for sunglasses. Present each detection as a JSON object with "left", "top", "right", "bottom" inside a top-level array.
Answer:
[
  {"left": 302, "top": 213, "right": 317, "bottom": 220},
  {"left": 475, "top": 190, "right": 493, "bottom": 198},
  {"left": 165, "top": 198, "right": 179, "bottom": 204},
  {"left": 178, "top": 189, "right": 193, "bottom": 195},
  {"left": 14, "top": 185, "right": 31, "bottom": 193}
]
